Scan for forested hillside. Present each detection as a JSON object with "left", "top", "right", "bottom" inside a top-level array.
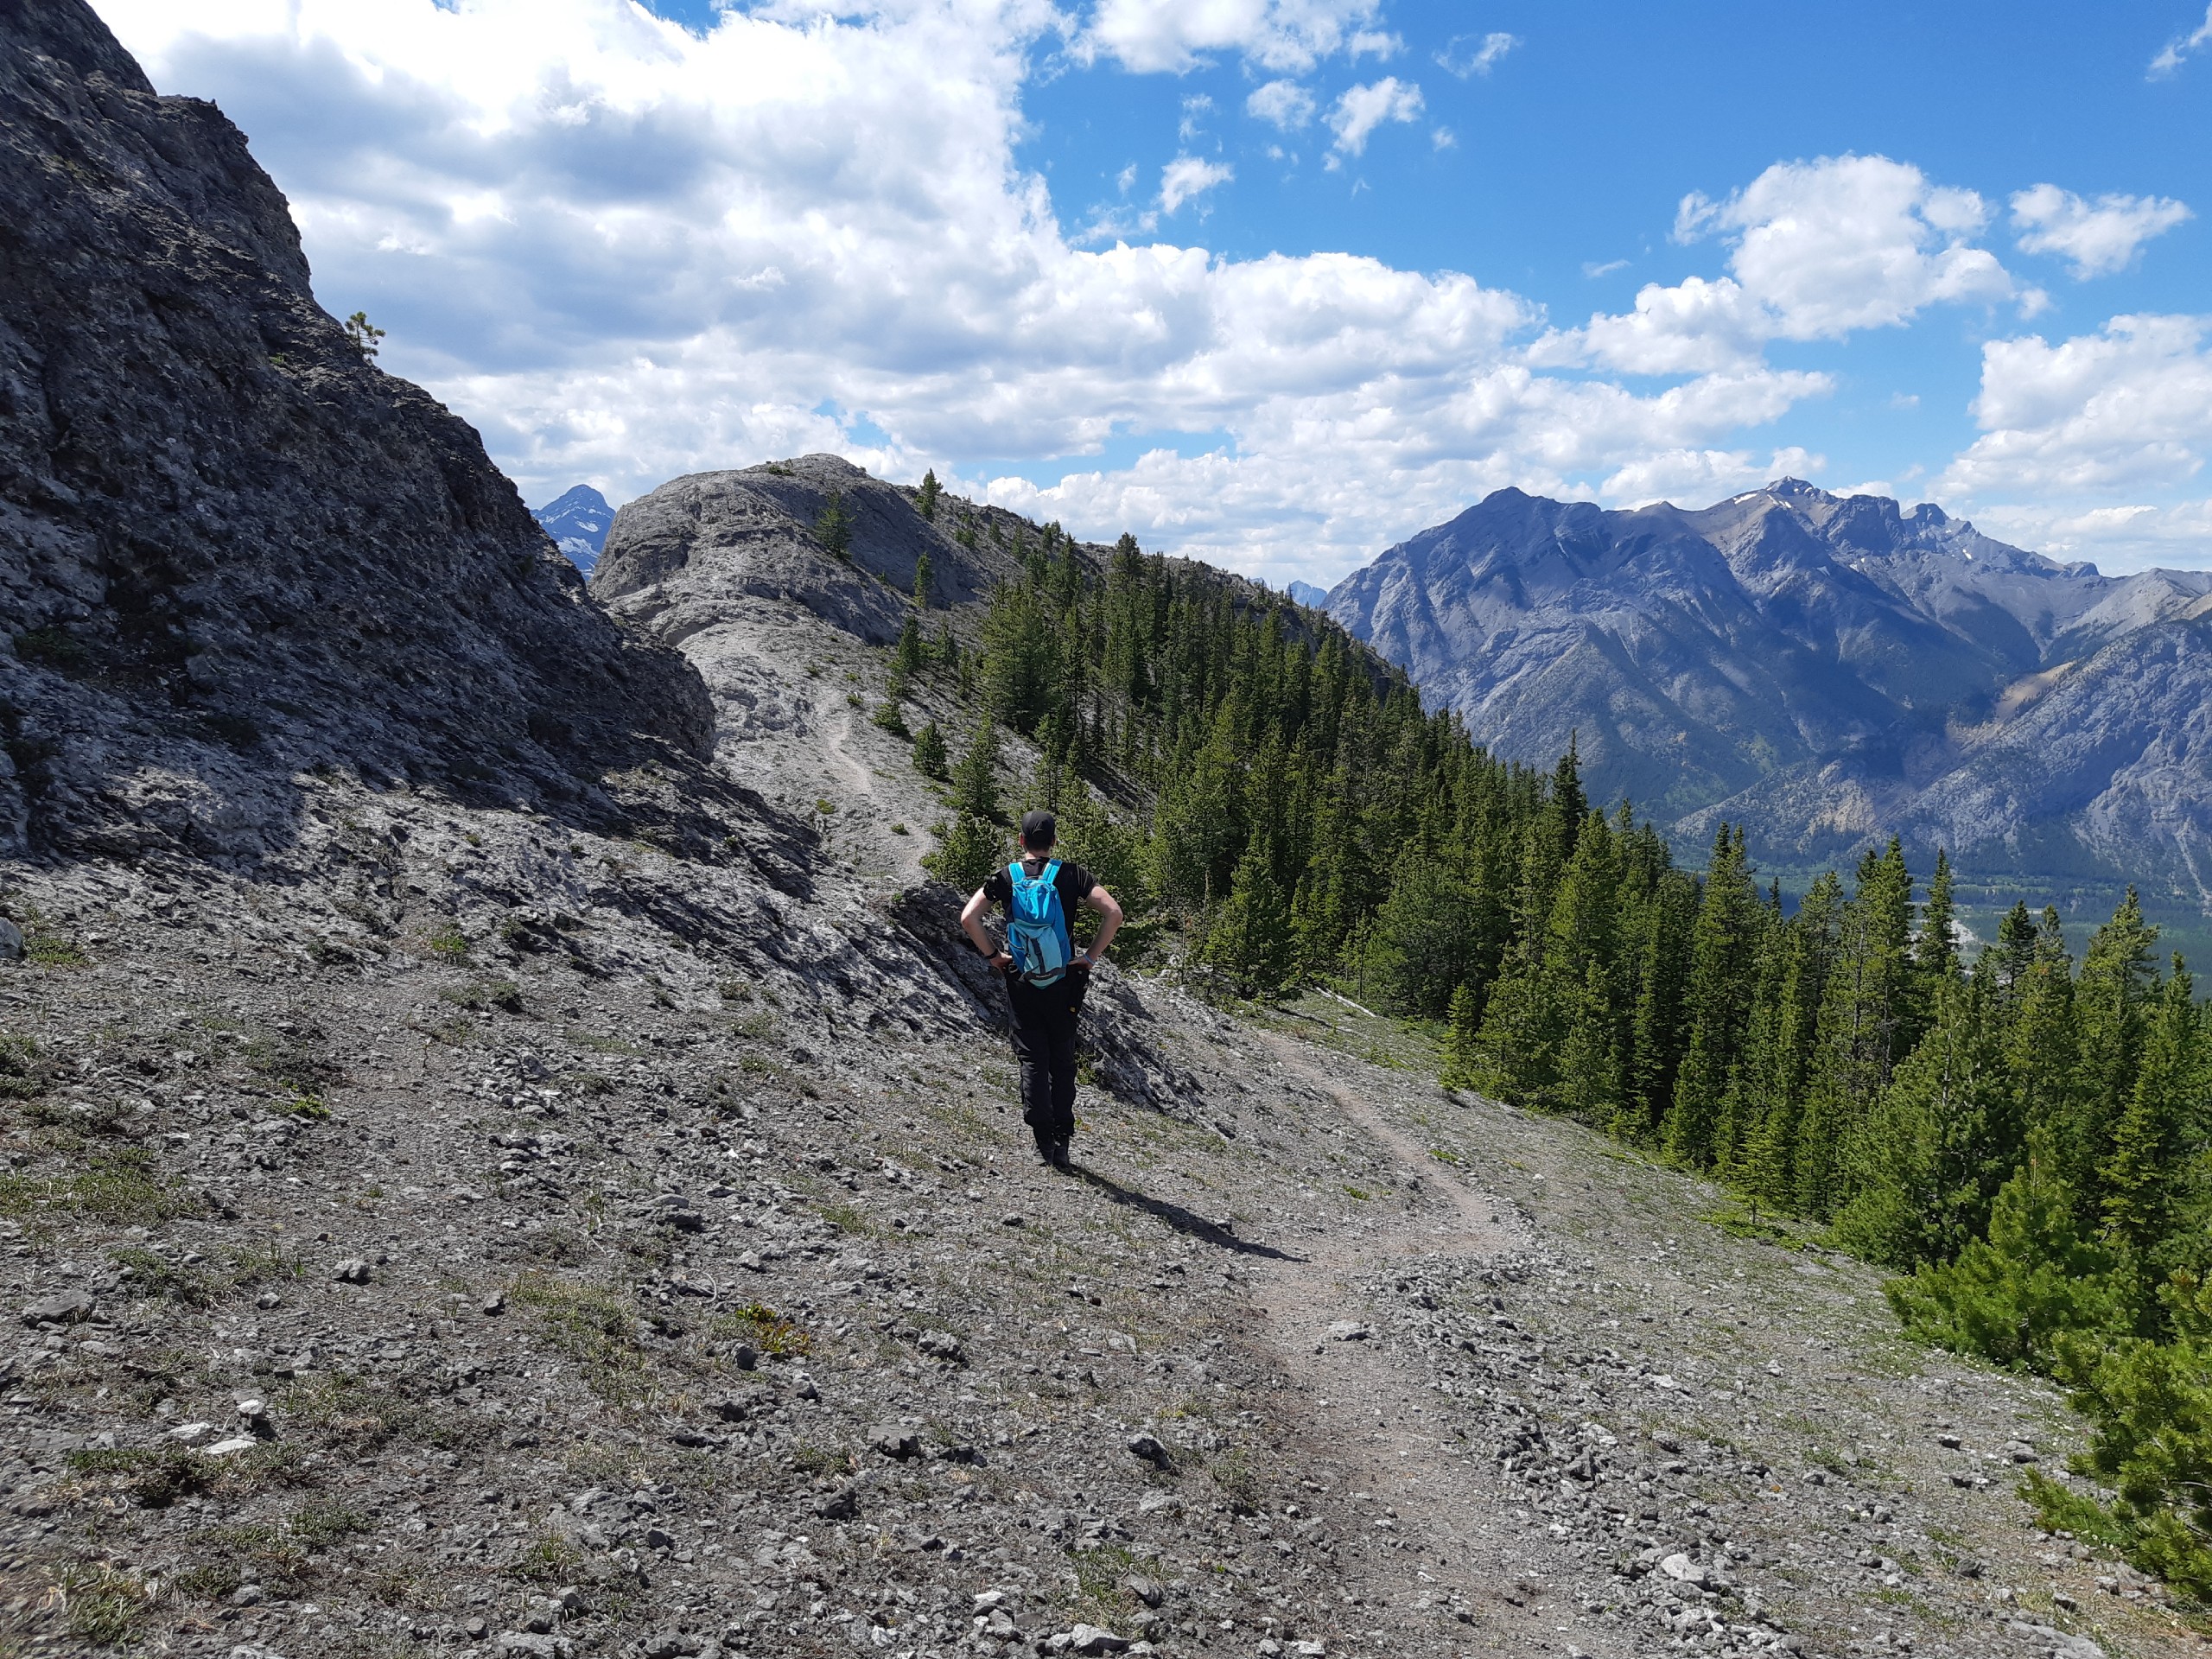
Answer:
[{"left": 893, "top": 492, "right": 2212, "bottom": 1603}]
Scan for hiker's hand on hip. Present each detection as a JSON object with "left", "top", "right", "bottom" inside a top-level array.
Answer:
[{"left": 990, "top": 950, "right": 1014, "bottom": 973}]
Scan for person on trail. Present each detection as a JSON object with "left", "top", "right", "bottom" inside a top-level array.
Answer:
[{"left": 958, "top": 810, "right": 1123, "bottom": 1168}]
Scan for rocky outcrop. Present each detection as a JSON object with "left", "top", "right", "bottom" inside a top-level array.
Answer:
[
  {"left": 1328, "top": 480, "right": 2212, "bottom": 938},
  {"left": 0, "top": 0, "right": 712, "bottom": 866},
  {"left": 593, "top": 455, "right": 1018, "bottom": 641}
]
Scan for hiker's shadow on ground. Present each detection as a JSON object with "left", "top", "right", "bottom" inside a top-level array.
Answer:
[{"left": 1070, "top": 1166, "right": 1304, "bottom": 1262}]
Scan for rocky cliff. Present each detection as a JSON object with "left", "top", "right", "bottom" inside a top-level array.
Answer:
[
  {"left": 1327, "top": 480, "right": 2212, "bottom": 943},
  {"left": 0, "top": 0, "right": 711, "bottom": 867}
]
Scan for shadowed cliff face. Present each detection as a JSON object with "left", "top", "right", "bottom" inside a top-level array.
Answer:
[
  {"left": 0, "top": 0, "right": 714, "bottom": 864},
  {"left": 1327, "top": 480, "right": 2212, "bottom": 939}
]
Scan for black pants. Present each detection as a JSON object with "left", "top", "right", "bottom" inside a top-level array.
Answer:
[{"left": 1007, "top": 971, "right": 1084, "bottom": 1145}]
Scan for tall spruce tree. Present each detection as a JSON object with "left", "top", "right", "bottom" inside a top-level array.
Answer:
[
  {"left": 1733, "top": 873, "right": 1840, "bottom": 1206},
  {"left": 2099, "top": 958, "right": 2200, "bottom": 1274},
  {"left": 950, "top": 717, "right": 1001, "bottom": 821},
  {"left": 1794, "top": 839, "right": 1916, "bottom": 1215},
  {"left": 2068, "top": 888, "right": 2162, "bottom": 1222},
  {"left": 1662, "top": 825, "right": 1761, "bottom": 1167},
  {"left": 1834, "top": 969, "right": 2014, "bottom": 1268}
]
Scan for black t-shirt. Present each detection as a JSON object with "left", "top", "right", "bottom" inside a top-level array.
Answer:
[{"left": 982, "top": 859, "right": 1098, "bottom": 915}]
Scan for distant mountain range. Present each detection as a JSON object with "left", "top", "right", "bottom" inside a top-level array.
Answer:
[
  {"left": 533, "top": 485, "right": 613, "bottom": 572},
  {"left": 1325, "top": 480, "right": 2212, "bottom": 953},
  {"left": 1287, "top": 580, "right": 1331, "bottom": 608}
]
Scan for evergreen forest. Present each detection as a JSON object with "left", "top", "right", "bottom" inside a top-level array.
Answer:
[{"left": 897, "top": 514, "right": 2212, "bottom": 1600}]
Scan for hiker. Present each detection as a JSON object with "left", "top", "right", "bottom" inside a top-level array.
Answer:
[{"left": 958, "top": 809, "right": 1123, "bottom": 1167}]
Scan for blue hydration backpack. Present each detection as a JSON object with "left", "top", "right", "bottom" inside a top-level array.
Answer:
[{"left": 1007, "top": 860, "right": 1071, "bottom": 985}]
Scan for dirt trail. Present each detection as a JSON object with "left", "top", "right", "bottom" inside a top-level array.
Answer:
[
  {"left": 822, "top": 699, "right": 930, "bottom": 886},
  {"left": 1231, "top": 1035, "right": 1627, "bottom": 1656}
]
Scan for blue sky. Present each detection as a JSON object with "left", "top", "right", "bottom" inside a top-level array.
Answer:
[{"left": 95, "top": 0, "right": 2212, "bottom": 585}]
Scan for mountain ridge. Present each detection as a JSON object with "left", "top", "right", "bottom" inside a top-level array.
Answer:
[{"left": 1325, "top": 479, "right": 2212, "bottom": 948}]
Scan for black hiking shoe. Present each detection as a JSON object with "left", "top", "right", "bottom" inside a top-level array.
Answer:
[{"left": 1046, "top": 1138, "right": 1072, "bottom": 1170}]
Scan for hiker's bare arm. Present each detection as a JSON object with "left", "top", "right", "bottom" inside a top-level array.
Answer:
[
  {"left": 959, "top": 887, "right": 1012, "bottom": 970},
  {"left": 1080, "top": 884, "right": 1122, "bottom": 962}
]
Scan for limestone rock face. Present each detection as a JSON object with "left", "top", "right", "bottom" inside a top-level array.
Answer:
[
  {"left": 593, "top": 456, "right": 1014, "bottom": 644},
  {"left": 0, "top": 0, "right": 712, "bottom": 863}
]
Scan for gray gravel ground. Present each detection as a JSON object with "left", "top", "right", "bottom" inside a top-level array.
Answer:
[{"left": 0, "top": 580, "right": 2200, "bottom": 1659}]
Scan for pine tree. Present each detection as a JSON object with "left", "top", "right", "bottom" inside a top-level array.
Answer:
[
  {"left": 1834, "top": 970, "right": 2013, "bottom": 1268},
  {"left": 1439, "top": 982, "right": 1482, "bottom": 1090},
  {"left": 2068, "top": 887, "right": 2162, "bottom": 1220},
  {"left": 917, "top": 469, "right": 940, "bottom": 523},
  {"left": 1368, "top": 855, "right": 1478, "bottom": 1020},
  {"left": 2099, "top": 958, "right": 2199, "bottom": 1271},
  {"left": 1906, "top": 848, "right": 1960, "bottom": 1053},
  {"left": 1204, "top": 837, "right": 1299, "bottom": 995},
  {"left": 1624, "top": 868, "right": 1699, "bottom": 1142},
  {"left": 950, "top": 717, "right": 1000, "bottom": 819},
  {"left": 894, "top": 613, "right": 925, "bottom": 679},
  {"left": 1794, "top": 839, "right": 1916, "bottom": 1215},
  {"left": 2004, "top": 906, "right": 2077, "bottom": 1166},
  {"left": 1662, "top": 825, "right": 1761, "bottom": 1168},
  {"left": 1736, "top": 874, "right": 1840, "bottom": 1207},
  {"left": 924, "top": 814, "right": 1001, "bottom": 894},
  {"left": 1886, "top": 1133, "right": 2125, "bottom": 1370},
  {"left": 815, "top": 491, "right": 853, "bottom": 559},
  {"left": 913, "top": 550, "right": 935, "bottom": 607},
  {"left": 1557, "top": 961, "right": 1624, "bottom": 1119},
  {"left": 910, "top": 720, "right": 949, "bottom": 780}
]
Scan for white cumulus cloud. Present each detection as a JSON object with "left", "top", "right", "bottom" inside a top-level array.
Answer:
[
  {"left": 1327, "top": 76, "right": 1423, "bottom": 158},
  {"left": 1159, "top": 156, "right": 1233, "bottom": 214},
  {"left": 1545, "top": 156, "right": 2019, "bottom": 375},
  {"left": 1942, "top": 314, "right": 2212, "bottom": 499},
  {"left": 1245, "top": 78, "right": 1316, "bottom": 130},
  {"left": 87, "top": 0, "right": 1845, "bottom": 587},
  {"left": 1077, "top": 0, "right": 1386, "bottom": 73},
  {"left": 1436, "top": 31, "right": 1517, "bottom": 77},
  {"left": 2010, "top": 183, "right": 2192, "bottom": 279},
  {"left": 1600, "top": 445, "right": 1823, "bottom": 509}
]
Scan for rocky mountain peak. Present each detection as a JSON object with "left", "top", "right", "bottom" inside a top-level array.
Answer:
[
  {"left": 1, "top": 0, "right": 711, "bottom": 864},
  {"left": 532, "top": 484, "right": 615, "bottom": 573}
]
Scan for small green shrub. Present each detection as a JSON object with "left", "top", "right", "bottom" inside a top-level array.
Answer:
[
  {"left": 510, "top": 1531, "right": 588, "bottom": 1584},
  {"left": 427, "top": 923, "right": 470, "bottom": 963},
  {"left": 56, "top": 1560, "right": 156, "bottom": 1647},
  {"left": 110, "top": 1246, "right": 213, "bottom": 1306},
  {"left": 512, "top": 1271, "right": 652, "bottom": 1403},
  {"left": 64, "top": 1444, "right": 213, "bottom": 1509},
  {"left": 0, "top": 1033, "right": 46, "bottom": 1100},
  {"left": 711, "top": 1301, "right": 813, "bottom": 1357},
  {"left": 0, "top": 1150, "right": 189, "bottom": 1225},
  {"left": 442, "top": 978, "right": 524, "bottom": 1014},
  {"left": 24, "top": 927, "right": 90, "bottom": 968},
  {"left": 911, "top": 721, "right": 949, "bottom": 779},
  {"left": 291, "top": 1501, "right": 372, "bottom": 1550}
]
